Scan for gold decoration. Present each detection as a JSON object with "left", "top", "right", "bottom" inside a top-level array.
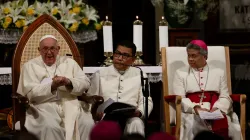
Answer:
[
  {"left": 133, "top": 51, "right": 145, "bottom": 66},
  {"left": 102, "top": 52, "right": 113, "bottom": 66}
]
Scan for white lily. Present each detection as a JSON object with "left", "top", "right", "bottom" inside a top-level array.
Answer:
[
  {"left": 83, "top": 5, "right": 99, "bottom": 22},
  {"left": 23, "top": 15, "right": 36, "bottom": 26},
  {"left": 10, "top": 0, "right": 19, "bottom": 9},
  {"left": 0, "top": 1, "right": 11, "bottom": 20},
  {"left": 59, "top": 12, "right": 77, "bottom": 29},
  {"left": 21, "top": 0, "right": 36, "bottom": 15},
  {"left": 7, "top": 5, "right": 24, "bottom": 23},
  {"left": 0, "top": 1, "right": 11, "bottom": 14},
  {"left": 70, "top": 0, "right": 85, "bottom": 6},
  {"left": 57, "top": 0, "right": 72, "bottom": 16},
  {"left": 45, "top": 1, "right": 55, "bottom": 9},
  {"left": 33, "top": 1, "right": 50, "bottom": 16}
]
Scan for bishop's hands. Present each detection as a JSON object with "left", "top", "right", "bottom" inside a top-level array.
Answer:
[
  {"left": 194, "top": 105, "right": 209, "bottom": 115},
  {"left": 51, "top": 75, "right": 72, "bottom": 91},
  {"left": 194, "top": 105, "right": 220, "bottom": 115},
  {"left": 210, "top": 107, "right": 219, "bottom": 112}
]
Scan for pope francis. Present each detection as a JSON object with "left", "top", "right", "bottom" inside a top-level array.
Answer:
[{"left": 17, "top": 35, "right": 94, "bottom": 140}]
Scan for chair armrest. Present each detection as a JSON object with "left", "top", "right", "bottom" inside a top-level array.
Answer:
[
  {"left": 91, "top": 96, "right": 104, "bottom": 122},
  {"left": 78, "top": 94, "right": 104, "bottom": 104},
  {"left": 230, "top": 94, "right": 247, "bottom": 103},
  {"left": 78, "top": 94, "right": 104, "bottom": 122},
  {"left": 12, "top": 93, "right": 29, "bottom": 131},
  {"left": 12, "top": 93, "right": 29, "bottom": 105},
  {"left": 164, "top": 95, "right": 182, "bottom": 139},
  {"left": 164, "top": 95, "right": 182, "bottom": 104},
  {"left": 230, "top": 94, "right": 246, "bottom": 140}
]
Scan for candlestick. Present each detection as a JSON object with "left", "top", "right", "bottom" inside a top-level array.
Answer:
[
  {"left": 102, "top": 16, "right": 113, "bottom": 66},
  {"left": 158, "top": 16, "right": 168, "bottom": 66},
  {"left": 133, "top": 16, "right": 145, "bottom": 65}
]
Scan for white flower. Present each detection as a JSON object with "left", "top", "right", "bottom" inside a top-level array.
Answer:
[
  {"left": 57, "top": 0, "right": 72, "bottom": 16},
  {"left": 33, "top": 1, "right": 50, "bottom": 15},
  {"left": 0, "top": 0, "right": 101, "bottom": 31},
  {"left": 84, "top": 5, "right": 99, "bottom": 22},
  {"left": 59, "top": 13, "right": 77, "bottom": 29},
  {"left": 70, "top": 0, "right": 85, "bottom": 6},
  {"left": 7, "top": 5, "right": 24, "bottom": 23},
  {"left": 0, "top": 1, "right": 11, "bottom": 20},
  {"left": 21, "top": 0, "right": 35, "bottom": 14}
]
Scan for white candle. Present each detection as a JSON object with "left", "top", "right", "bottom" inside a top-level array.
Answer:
[
  {"left": 159, "top": 16, "right": 168, "bottom": 50},
  {"left": 103, "top": 16, "right": 113, "bottom": 52},
  {"left": 133, "top": 16, "right": 143, "bottom": 52}
]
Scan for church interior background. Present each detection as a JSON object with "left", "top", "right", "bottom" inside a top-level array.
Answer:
[{"left": 0, "top": 0, "right": 250, "bottom": 139}]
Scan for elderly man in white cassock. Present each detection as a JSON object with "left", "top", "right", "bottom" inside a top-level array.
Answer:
[
  {"left": 87, "top": 40, "right": 153, "bottom": 136},
  {"left": 17, "top": 35, "right": 94, "bottom": 140},
  {"left": 173, "top": 40, "right": 242, "bottom": 140}
]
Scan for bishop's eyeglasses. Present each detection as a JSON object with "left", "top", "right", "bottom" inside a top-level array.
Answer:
[{"left": 113, "top": 50, "right": 133, "bottom": 59}]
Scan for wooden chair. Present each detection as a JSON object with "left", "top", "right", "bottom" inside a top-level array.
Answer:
[
  {"left": 161, "top": 46, "right": 247, "bottom": 140},
  {"left": 11, "top": 14, "right": 103, "bottom": 131}
]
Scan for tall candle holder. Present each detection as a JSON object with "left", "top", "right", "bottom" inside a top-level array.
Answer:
[
  {"left": 158, "top": 52, "right": 162, "bottom": 66},
  {"left": 102, "top": 16, "right": 113, "bottom": 66},
  {"left": 133, "top": 16, "right": 145, "bottom": 66},
  {"left": 102, "top": 52, "right": 113, "bottom": 66},
  {"left": 158, "top": 16, "right": 168, "bottom": 66}
]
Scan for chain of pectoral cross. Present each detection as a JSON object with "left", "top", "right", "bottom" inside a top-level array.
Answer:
[
  {"left": 191, "top": 66, "right": 209, "bottom": 105},
  {"left": 43, "top": 57, "right": 59, "bottom": 78}
]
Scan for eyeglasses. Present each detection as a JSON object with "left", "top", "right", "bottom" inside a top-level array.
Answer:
[
  {"left": 40, "top": 47, "right": 58, "bottom": 53},
  {"left": 114, "top": 51, "right": 133, "bottom": 59}
]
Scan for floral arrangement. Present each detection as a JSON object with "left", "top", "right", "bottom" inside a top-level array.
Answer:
[
  {"left": 0, "top": 0, "right": 102, "bottom": 32},
  {"left": 152, "top": 0, "right": 219, "bottom": 25},
  {"left": 166, "top": 0, "right": 219, "bottom": 24}
]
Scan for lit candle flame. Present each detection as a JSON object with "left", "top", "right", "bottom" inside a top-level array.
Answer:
[
  {"left": 162, "top": 16, "right": 164, "bottom": 20},
  {"left": 136, "top": 16, "right": 138, "bottom": 20},
  {"left": 106, "top": 16, "right": 108, "bottom": 20}
]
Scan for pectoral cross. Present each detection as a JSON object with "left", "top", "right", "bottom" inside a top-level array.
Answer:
[{"left": 199, "top": 92, "right": 206, "bottom": 105}]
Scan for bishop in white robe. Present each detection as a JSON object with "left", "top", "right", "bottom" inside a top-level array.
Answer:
[
  {"left": 87, "top": 40, "right": 153, "bottom": 136},
  {"left": 173, "top": 40, "right": 242, "bottom": 140},
  {"left": 17, "top": 35, "right": 94, "bottom": 140}
]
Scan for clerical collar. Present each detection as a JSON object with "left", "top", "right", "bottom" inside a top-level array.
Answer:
[
  {"left": 42, "top": 55, "right": 59, "bottom": 78},
  {"left": 192, "top": 64, "right": 208, "bottom": 72},
  {"left": 113, "top": 65, "right": 130, "bottom": 75},
  {"left": 44, "top": 63, "right": 56, "bottom": 68},
  {"left": 118, "top": 71, "right": 125, "bottom": 75}
]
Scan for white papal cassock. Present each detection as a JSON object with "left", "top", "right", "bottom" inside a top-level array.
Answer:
[
  {"left": 173, "top": 64, "right": 242, "bottom": 140},
  {"left": 87, "top": 65, "right": 153, "bottom": 136},
  {"left": 17, "top": 56, "right": 94, "bottom": 140}
]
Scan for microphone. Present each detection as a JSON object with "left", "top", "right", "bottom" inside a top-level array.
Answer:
[{"left": 132, "top": 64, "right": 149, "bottom": 134}]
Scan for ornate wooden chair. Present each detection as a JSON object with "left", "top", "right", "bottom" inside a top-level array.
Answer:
[
  {"left": 11, "top": 14, "right": 103, "bottom": 131},
  {"left": 161, "top": 46, "right": 247, "bottom": 140}
]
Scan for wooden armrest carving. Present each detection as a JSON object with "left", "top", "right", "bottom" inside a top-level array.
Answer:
[
  {"left": 230, "top": 94, "right": 246, "bottom": 140},
  {"left": 12, "top": 93, "right": 29, "bottom": 131},
  {"left": 230, "top": 94, "right": 247, "bottom": 103},
  {"left": 78, "top": 94, "right": 104, "bottom": 104},
  {"left": 164, "top": 95, "right": 182, "bottom": 104},
  {"left": 12, "top": 93, "right": 29, "bottom": 105},
  {"left": 78, "top": 94, "right": 104, "bottom": 121}
]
